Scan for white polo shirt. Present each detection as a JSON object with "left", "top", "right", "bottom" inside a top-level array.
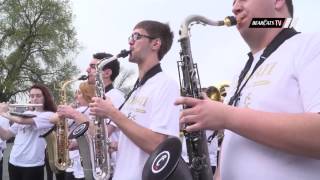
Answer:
[
  {"left": 112, "top": 72, "right": 180, "bottom": 180},
  {"left": 105, "top": 88, "right": 125, "bottom": 169},
  {"left": 9, "top": 111, "right": 54, "bottom": 167},
  {"left": 221, "top": 33, "right": 320, "bottom": 180}
]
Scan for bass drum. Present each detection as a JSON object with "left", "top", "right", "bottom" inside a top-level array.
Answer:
[{"left": 142, "top": 137, "right": 192, "bottom": 180}]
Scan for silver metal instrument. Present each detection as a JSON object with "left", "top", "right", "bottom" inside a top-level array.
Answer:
[{"left": 178, "top": 15, "right": 236, "bottom": 180}]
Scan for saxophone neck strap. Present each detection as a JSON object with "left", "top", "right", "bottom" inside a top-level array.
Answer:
[
  {"left": 228, "top": 28, "right": 299, "bottom": 106},
  {"left": 118, "top": 63, "right": 162, "bottom": 111}
]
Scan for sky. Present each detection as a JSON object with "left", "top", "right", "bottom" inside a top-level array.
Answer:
[{"left": 70, "top": 0, "right": 320, "bottom": 88}]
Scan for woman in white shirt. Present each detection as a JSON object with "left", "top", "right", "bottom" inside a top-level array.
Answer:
[{"left": 0, "top": 84, "right": 56, "bottom": 180}]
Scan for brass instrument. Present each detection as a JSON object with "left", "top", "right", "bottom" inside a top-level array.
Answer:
[
  {"left": 205, "top": 86, "right": 224, "bottom": 141},
  {"left": 8, "top": 104, "right": 43, "bottom": 107},
  {"left": 206, "top": 86, "right": 221, "bottom": 102},
  {"left": 8, "top": 104, "right": 43, "bottom": 113},
  {"left": 70, "top": 50, "right": 130, "bottom": 180},
  {"left": 177, "top": 15, "right": 236, "bottom": 180},
  {"left": 42, "top": 75, "right": 88, "bottom": 172}
]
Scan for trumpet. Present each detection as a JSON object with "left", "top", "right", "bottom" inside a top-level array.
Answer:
[
  {"left": 8, "top": 103, "right": 43, "bottom": 114},
  {"left": 9, "top": 104, "right": 43, "bottom": 108}
]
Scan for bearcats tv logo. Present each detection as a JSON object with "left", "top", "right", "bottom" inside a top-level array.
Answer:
[{"left": 151, "top": 151, "right": 170, "bottom": 173}]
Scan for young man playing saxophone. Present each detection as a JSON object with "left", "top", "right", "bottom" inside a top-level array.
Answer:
[{"left": 90, "top": 20, "right": 180, "bottom": 180}]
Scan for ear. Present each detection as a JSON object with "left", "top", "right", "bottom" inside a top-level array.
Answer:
[
  {"left": 151, "top": 38, "right": 161, "bottom": 50},
  {"left": 274, "top": 0, "right": 285, "bottom": 11}
]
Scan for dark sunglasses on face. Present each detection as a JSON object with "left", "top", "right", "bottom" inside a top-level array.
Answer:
[{"left": 128, "top": 32, "right": 155, "bottom": 42}]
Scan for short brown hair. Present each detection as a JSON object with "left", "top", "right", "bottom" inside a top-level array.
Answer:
[{"left": 134, "top": 20, "right": 174, "bottom": 61}]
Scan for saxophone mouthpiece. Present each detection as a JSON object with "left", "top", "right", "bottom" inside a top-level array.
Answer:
[
  {"left": 117, "top": 49, "right": 131, "bottom": 58},
  {"left": 78, "top": 75, "right": 88, "bottom": 81},
  {"left": 224, "top": 16, "right": 237, "bottom": 26}
]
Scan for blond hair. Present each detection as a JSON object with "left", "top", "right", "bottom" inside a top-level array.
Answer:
[{"left": 79, "top": 82, "right": 96, "bottom": 103}]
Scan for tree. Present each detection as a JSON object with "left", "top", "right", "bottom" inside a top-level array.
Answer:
[
  {"left": 0, "top": 0, "right": 80, "bottom": 102},
  {"left": 114, "top": 67, "right": 135, "bottom": 96}
]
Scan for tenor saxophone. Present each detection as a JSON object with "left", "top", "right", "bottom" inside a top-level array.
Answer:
[
  {"left": 178, "top": 15, "right": 236, "bottom": 180},
  {"left": 42, "top": 75, "right": 88, "bottom": 172}
]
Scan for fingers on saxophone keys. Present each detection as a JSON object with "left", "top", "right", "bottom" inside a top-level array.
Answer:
[
  {"left": 180, "top": 113, "right": 198, "bottom": 124},
  {"left": 175, "top": 97, "right": 199, "bottom": 107},
  {"left": 180, "top": 106, "right": 198, "bottom": 120},
  {"left": 184, "top": 122, "right": 201, "bottom": 132}
]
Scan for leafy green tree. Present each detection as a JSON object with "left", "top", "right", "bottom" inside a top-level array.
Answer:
[
  {"left": 0, "top": 0, "right": 80, "bottom": 102},
  {"left": 114, "top": 67, "right": 135, "bottom": 96}
]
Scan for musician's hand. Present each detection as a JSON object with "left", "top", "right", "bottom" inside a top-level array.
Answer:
[
  {"left": 90, "top": 97, "right": 116, "bottom": 118},
  {"left": 49, "top": 113, "right": 60, "bottom": 124},
  {"left": 174, "top": 96, "right": 233, "bottom": 132},
  {"left": 57, "top": 105, "right": 76, "bottom": 119}
]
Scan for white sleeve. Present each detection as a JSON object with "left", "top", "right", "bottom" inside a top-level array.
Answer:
[
  {"left": 149, "top": 79, "right": 180, "bottom": 137},
  {"left": 0, "top": 116, "right": 10, "bottom": 147},
  {"left": 105, "top": 89, "right": 125, "bottom": 109},
  {"left": 33, "top": 111, "right": 55, "bottom": 129},
  {"left": 105, "top": 89, "right": 125, "bottom": 128},
  {"left": 8, "top": 123, "right": 19, "bottom": 135},
  {"left": 295, "top": 33, "right": 320, "bottom": 113},
  {"left": 0, "top": 116, "right": 10, "bottom": 129}
]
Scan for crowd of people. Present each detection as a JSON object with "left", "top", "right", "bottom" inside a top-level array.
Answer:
[{"left": 0, "top": 0, "right": 319, "bottom": 180}]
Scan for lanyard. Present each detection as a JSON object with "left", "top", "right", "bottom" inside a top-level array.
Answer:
[
  {"left": 228, "top": 28, "right": 299, "bottom": 106},
  {"left": 118, "top": 63, "right": 162, "bottom": 110}
]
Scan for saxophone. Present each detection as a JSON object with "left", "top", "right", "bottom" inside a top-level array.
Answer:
[
  {"left": 42, "top": 75, "right": 88, "bottom": 172},
  {"left": 71, "top": 50, "right": 130, "bottom": 180},
  {"left": 178, "top": 15, "right": 236, "bottom": 180}
]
